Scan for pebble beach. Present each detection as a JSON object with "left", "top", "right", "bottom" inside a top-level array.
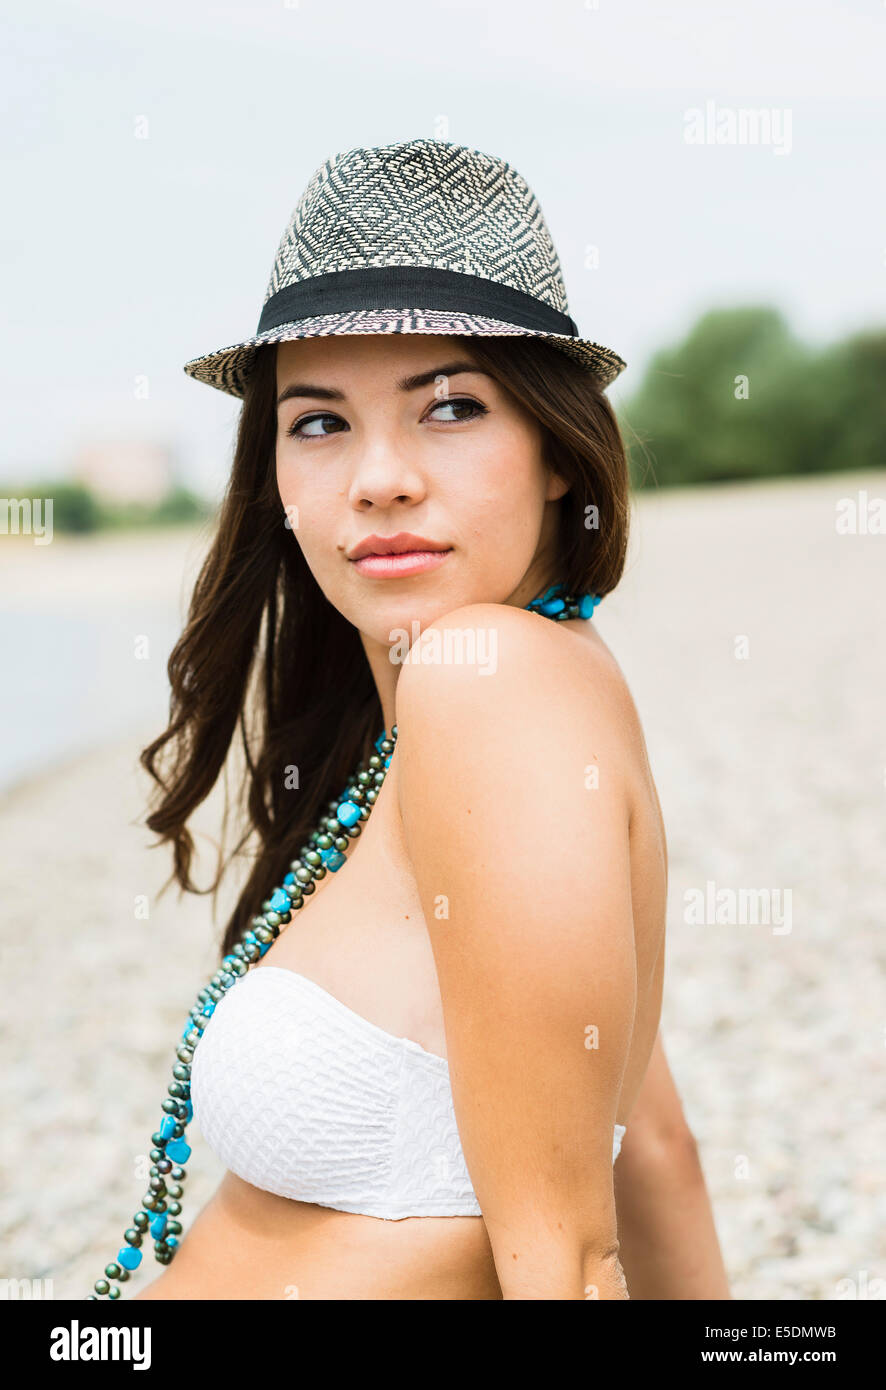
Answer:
[{"left": 1, "top": 470, "right": 884, "bottom": 1301}]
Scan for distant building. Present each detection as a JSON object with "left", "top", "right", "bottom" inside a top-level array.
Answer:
[{"left": 72, "top": 440, "right": 179, "bottom": 505}]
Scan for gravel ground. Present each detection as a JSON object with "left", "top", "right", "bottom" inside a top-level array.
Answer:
[{"left": 1, "top": 470, "right": 884, "bottom": 1301}]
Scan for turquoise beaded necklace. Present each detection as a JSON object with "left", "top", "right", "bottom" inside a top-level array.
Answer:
[{"left": 87, "top": 583, "right": 600, "bottom": 1299}]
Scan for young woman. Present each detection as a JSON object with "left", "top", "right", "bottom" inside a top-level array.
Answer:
[{"left": 90, "top": 139, "right": 729, "bottom": 1300}]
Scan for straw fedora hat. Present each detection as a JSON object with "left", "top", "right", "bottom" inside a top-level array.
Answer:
[{"left": 183, "top": 137, "right": 626, "bottom": 398}]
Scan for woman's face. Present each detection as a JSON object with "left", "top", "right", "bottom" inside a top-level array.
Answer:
[{"left": 275, "top": 333, "right": 568, "bottom": 650}]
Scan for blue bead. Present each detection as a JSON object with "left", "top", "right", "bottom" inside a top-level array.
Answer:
[
  {"left": 184, "top": 1099, "right": 193, "bottom": 1124},
  {"left": 269, "top": 888, "right": 290, "bottom": 912},
  {"left": 244, "top": 930, "right": 257, "bottom": 943},
  {"left": 258, "top": 939, "right": 271, "bottom": 955},
  {"left": 384, "top": 755, "right": 391, "bottom": 768},
  {"left": 201, "top": 1003, "right": 215, "bottom": 1017},
  {"left": 578, "top": 593, "right": 595, "bottom": 618},
  {"left": 539, "top": 597, "right": 565, "bottom": 615},
  {"left": 540, "top": 583, "right": 562, "bottom": 602},
  {"left": 118, "top": 1246, "right": 142, "bottom": 1270},
  {"left": 150, "top": 1213, "right": 168, "bottom": 1239},
  {"left": 166, "top": 1236, "right": 178, "bottom": 1249},
  {"left": 283, "top": 872, "right": 295, "bottom": 886},
  {"left": 323, "top": 850, "right": 345, "bottom": 872},
  {"left": 336, "top": 800, "right": 360, "bottom": 828},
  {"left": 166, "top": 1138, "right": 191, "bottom": 1163},
  {"left": 160, "top": 1116, "right": 177, "bottom": 1140}
]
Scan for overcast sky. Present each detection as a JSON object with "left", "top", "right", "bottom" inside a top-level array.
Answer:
[{"left": 3, "top": 0, "right": 884, "bottom": 498}]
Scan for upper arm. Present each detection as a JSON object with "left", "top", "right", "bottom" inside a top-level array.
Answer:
[{"left": 395, "top": 604, "right": 639, "bottom": 1277}]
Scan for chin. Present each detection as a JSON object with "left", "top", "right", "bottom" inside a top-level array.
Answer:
[{"left": 356, "top": 593, "right": 463, "bottom": 647}]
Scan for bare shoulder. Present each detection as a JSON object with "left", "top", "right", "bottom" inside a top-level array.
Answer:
[{"left": 395, "top": 601, "right": 648, "bottom": 799}]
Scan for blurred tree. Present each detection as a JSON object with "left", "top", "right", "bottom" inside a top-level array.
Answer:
[
  {"left": 149, "top": 485, "right": 210, "bottom": 524},
  {"left": 0, "top": 479, "right": 214, "bottom": 531},
  {"left": 619, "top": 307, "right": 884, "bottom": 488},
  {"left": 98, "top": 486, "right": 210, "bottom": 528},
  {"left": 41, "top": 481, "right": 103, "bottom": 532},
  {"left": 790, "top": 330, "right": 886, "bottom": 476}
]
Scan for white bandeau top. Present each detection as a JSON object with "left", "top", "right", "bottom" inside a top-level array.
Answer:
[{"left": 189, "top": 964, "right": 627, "bottom": 1220}]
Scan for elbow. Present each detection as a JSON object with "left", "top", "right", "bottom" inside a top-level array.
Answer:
[
  {"left": 496, "top": 1234, "right": 629, "bottom": 1301},
  {"left": 580, "top": 1242, "right": 630, "bottom": 1301}
]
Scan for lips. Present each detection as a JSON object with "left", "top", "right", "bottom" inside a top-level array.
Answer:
[
  {"left": 350, "top": 549, "right": 453, "bottom": 579},
  {"left": 347, "top": 531, "right": 451, "bottom": 561}
]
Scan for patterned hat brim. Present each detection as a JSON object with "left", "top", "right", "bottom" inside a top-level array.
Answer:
[{"left": 182, "top": 310, "right": 627, "bottom": 399}]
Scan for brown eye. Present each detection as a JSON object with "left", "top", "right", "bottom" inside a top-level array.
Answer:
[
  {"left": 427, "top": 398, "right": 488, "bottom": 423},
  {"left": 287, "top": 413, "right": 347, "bottom": 439}
]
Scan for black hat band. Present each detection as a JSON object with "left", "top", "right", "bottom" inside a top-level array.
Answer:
[{"left": 257, "top": 265, "right": 579, "bottom": 338}]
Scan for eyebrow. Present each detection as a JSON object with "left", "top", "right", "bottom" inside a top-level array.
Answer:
[{"left": 275, "top": 360, "right": 495, "bottom": 409}]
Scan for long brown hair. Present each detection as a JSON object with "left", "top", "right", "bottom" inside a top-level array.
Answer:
[{"left": 140, "top": 336, "right": 631, "bottom": 959}]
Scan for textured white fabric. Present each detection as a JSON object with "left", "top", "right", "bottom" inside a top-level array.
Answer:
[{"left": 189, "top": 964, "right": 627, "bottom": 1220}]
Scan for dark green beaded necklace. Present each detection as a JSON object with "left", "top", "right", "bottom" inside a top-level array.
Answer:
[{"left": 86, "top": 583, "right": 600, "bottom": 1298}]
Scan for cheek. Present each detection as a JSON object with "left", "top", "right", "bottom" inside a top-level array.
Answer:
[
  {"left": 276, "top": 458, "right": 303, "bottom": 536},
  {"left": 459, "top": 431, "right": 547, "bottom": 536},
  {"left": 275, "top": 450, "right": 297, "bottom": 505},
  {"left": 276, "top": 462, "right": 339, "bottom": 563}
]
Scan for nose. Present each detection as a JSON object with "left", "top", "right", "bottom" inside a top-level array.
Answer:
[{"left": 347, "top": 436, "right": 428, "bottom": 510}]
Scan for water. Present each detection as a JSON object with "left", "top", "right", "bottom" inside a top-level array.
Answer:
[{"left": 0, "top": 606, "right": 182, "bottom": 793}]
